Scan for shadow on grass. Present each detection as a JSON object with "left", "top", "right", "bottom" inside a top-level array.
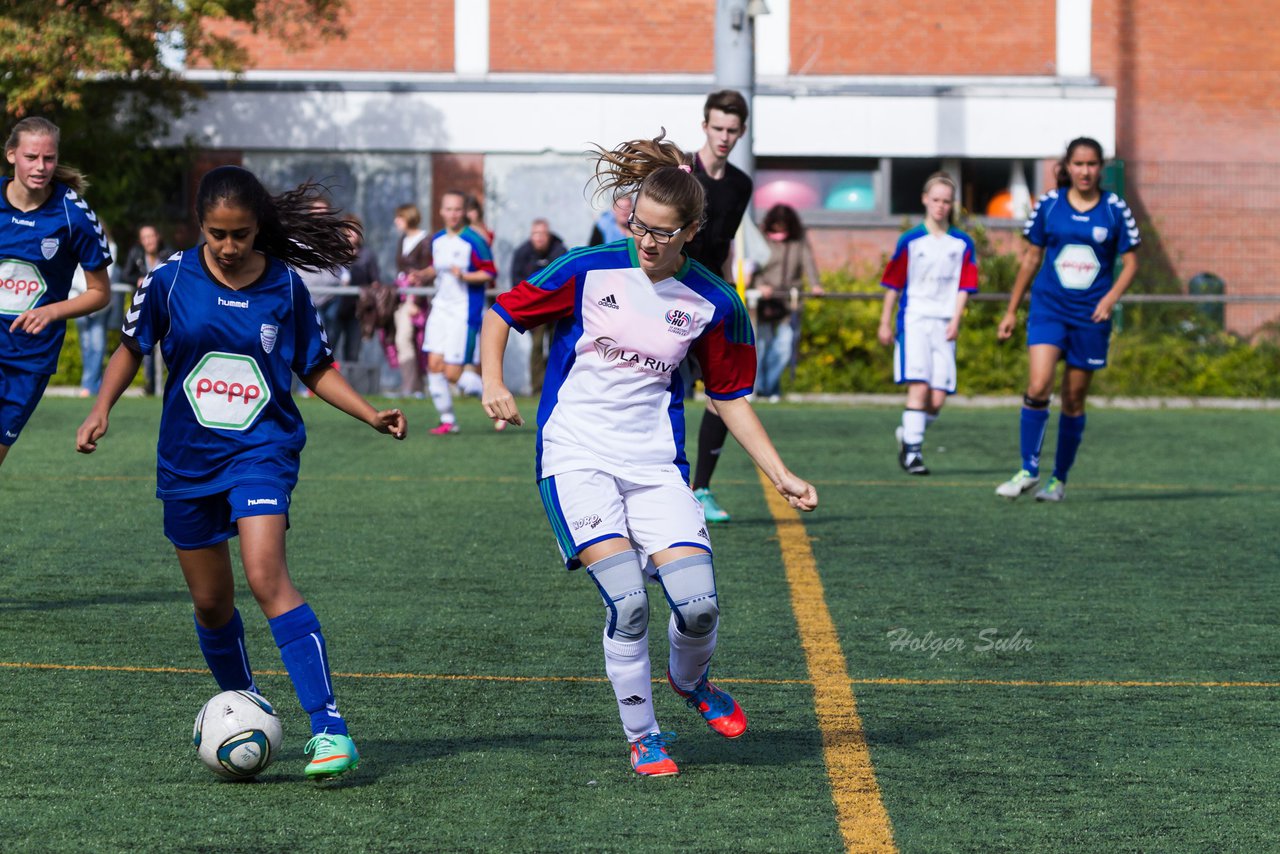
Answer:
[
  {"left": 0, "top": 589, "right": 190, "bottom": 611},
  {"left": 1092, "top": 490, "right": 1240, "bottom": 503}
]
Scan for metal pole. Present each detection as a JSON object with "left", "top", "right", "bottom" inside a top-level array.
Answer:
[{"left": 713, "top": 0, "right": 762, "bottom": 178}]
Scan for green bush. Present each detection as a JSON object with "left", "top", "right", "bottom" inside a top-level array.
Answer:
[{"left": 792, "top": 222, "right": 1280, "bottom": 399}]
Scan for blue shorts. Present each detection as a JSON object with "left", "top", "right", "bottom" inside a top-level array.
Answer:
[
  {"left": 1027, "top": 314, "right": 1112, "bottom": 371},
  {"left": 0, "top": 366, "right": 51, "bottom": 446},
  {"left": 163, "top": 485, "right": 291, "bottom": 550}
]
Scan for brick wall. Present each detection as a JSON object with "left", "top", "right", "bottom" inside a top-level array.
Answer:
[
  {"left": 1093, "top": 0, "right": 1280, "bottom": 334},
  {"left": 488, "top": 0, "right": 715, "bottom": 73},
  {"left": 207, "top": 0, "right": 454, "bottom": 72},
  {"left": 790, "top": 1, "right": 1057, "bottom": 75}
]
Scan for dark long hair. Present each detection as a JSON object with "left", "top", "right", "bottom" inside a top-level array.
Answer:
[
  {"left": 195, "top": 166, "right": 359, "bottom": 271},
  {"left": 591, "top": 129, "right": 706, "bottom": 229},
  {"left": 761, "top": 204, "right": 805, "bottom": 241},
  {"left": 1055, "top": 137, "right": 1105, "bottom": 189}
]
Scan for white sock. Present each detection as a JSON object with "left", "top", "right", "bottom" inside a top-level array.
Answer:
[
  {"left": 902, "top": 409, "right": 927, "bottom": 446},
  {"left": 667, "top": 614, "right": 718, "bottom": 691},
  {"left": 427, "top": 372, "right": 455, "bottom": 423},
  {"left": 456, "top": 369, "right": 483, "bottom": 398},
  {"left": 603, "top": 631, "right": 657, "bottom": 741}
]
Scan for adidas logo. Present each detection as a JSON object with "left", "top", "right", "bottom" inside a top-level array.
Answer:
[
  {"left": 696, "top": 527, "right": 710, "bottom": 540},
  {"left": 619, "top": 695, "right": 647, "bottom": 706},
  {"left": 597, "top": 294, "right": 620, "bottom": 309}
]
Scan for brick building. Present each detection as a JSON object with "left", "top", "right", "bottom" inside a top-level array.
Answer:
[{"left": 176, "top": 0, "right": 1280, "bottom": 333}]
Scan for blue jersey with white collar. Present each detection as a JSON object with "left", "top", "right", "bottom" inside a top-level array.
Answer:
[
  {"left": 1024, "top": 189, "right": 1141, "bottom": 323},
  {"left": 122, "top": 248, "right": 333, "bottom": 499},
  {"left": 0, "top": 178, "right": 112, "bottom": 374}
]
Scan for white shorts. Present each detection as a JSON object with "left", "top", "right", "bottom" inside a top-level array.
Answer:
[
  {"left": 538, "top": 469, "right": 713, "bottom": 569},
  {"left": 894, "top": 315, "right": 956, "bottom": 393},
  {"left": 423, "top": 310, "right": 478, "bottom": 365}
]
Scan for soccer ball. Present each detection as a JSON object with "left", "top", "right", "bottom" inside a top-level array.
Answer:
[{"left": 193, "top": 690, "right": 283, "bottom": 780}]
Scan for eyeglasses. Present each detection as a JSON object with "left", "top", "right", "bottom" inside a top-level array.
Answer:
[{"left": 627, "top": 214, "right": 688, "bottom": 245}]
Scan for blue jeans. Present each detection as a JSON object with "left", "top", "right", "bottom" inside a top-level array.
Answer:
[
  {"left": 76, "top": 310, "right": 109, "bottom": 394},
  {"left": 755, "top": 318, "right": 794, "bottom": 398}
]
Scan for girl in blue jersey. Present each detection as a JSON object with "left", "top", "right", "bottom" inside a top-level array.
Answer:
[
  {"left": 996, "top": 137, "right": 1140, "bottom": 501},
  {"left": 0, "top": 117, "right": 113, "bottom": 469},
  {"left": 480, "top": 133, "right": 818, "bottom": 778},
  {"left": 76, "top": 166, "right": 407, "bottom": 780}
]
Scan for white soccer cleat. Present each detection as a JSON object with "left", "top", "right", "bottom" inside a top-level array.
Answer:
[{"left": 995, "top": 469, "right": 1039, "bottom": 500}]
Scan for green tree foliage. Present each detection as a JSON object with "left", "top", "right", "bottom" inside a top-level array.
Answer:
[{"left": 0, "top": 1, "right": 348, "bottom": 239}]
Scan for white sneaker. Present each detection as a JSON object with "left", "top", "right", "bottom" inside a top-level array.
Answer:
[
  {"left": 1034, "top": 477, "right": 1065, "bottom": 502},
  {"left": 995, "top": 469, "right": 1039, "bottom": 499}
]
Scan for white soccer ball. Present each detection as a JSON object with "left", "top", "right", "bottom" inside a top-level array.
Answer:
[{"left": 193, "top": 690, "right": 284, "bottom": 780}]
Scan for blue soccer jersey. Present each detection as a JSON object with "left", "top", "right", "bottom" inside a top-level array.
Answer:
[
  {"left": 0, "top": 179, "right": 112, "bottom": 374},
  {"left": 1024, "top": 189, "right": 1141, "bottom": 323},
  {"left": 122, "top": 248, "right": 333, "bottom": 499}
]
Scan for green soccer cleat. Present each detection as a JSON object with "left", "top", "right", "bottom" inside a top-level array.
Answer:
[
  {"left": 694, "top": 488, "right": 730, "bottom": 524},
  {"left": 995, "top": 469, "right": 1039, "bottom": 500},
  {"left": 1034, "top": 477, "right": 1065, "bottom": 502},
  {"left": 304, "top": 733, "right": 360, "bottom": 780}
]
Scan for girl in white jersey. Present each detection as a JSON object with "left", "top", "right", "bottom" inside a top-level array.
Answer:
[
  {"left": 877, "top": 173, "right": 979, "bottom": 475},
  {"left": 480, "top": 132, "right": 818, "bottom": 778}
]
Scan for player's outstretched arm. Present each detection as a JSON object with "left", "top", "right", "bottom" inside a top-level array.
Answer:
[
  {"left": 480, "top": 309, "right": 523, "bottom": 427},
  {"left": 715, "top": 396, "right": 818, "bottom": 511},
  {"left": 76, "top": 344, "right": 144, "bottom": 453},
  {"left": 303, "top": 364, "right": 406, "bottom": 439}
]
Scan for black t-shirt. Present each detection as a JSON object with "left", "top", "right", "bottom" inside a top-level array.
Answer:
[{"left": 684, "top": 153, "right": 753, "bottom": 275}]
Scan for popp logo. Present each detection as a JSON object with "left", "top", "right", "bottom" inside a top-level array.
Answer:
[
  {"left": 0, "top": 259, "right": 48, "bottom": 315},
  {"left": 183, "top": 352, "right": 271, "bottom": 431}
]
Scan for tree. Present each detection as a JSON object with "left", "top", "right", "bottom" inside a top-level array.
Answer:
[{"left": 0, "top": 1, "right": 347, "bottom": 239}]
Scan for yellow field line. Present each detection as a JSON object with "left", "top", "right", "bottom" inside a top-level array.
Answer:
[
  {"left": 5, "top": 661, "right": 1276, "bottom": 691},
  {"left": 757, "top": 471, "right": 897, "bottom": 854}
]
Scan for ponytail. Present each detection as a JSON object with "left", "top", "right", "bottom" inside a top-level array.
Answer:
[{"left": 591, "top": 129, "right": 706, "bottom": 228}]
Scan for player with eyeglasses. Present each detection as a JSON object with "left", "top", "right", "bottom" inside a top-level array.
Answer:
[{"left": 479, "top": 131, "right": 817, "bottom": 778}]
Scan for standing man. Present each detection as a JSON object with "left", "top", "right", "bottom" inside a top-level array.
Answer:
[
  {"left": 509, "top": 218, "right": 567, "bottom": 394},
  {"left": 684, "top": 90, "right": 754, "bottom": 524}
]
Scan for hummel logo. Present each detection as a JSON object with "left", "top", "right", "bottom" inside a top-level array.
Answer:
[
  {"left": 597, "top": 294, "right": 620, "bottom": 309},
  {"left": 619, "top": 695, "right": 647, "bottom": 706}
]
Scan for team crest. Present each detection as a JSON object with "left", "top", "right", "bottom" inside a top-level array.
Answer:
[
  {"left": 1092, "top": 226, "right": 1109, "bottom": 243},
  {"left": 40, "top": 238, "right": 59, "bottom": 260},
  {"left": 260, "top": 324, "right": 278, "bottom": 354}
]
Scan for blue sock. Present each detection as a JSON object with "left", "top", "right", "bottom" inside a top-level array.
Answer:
[
  {"left": 1053, "top": 413, "right": 1086, "bottom": 482},
  {"left": 268, "top": 603, "right": 347, "bottom": 736},
  {"left": 195, "top": 608, "right": 257, "bottom": 693},
  {"left": 1019, "top": 407, "right": 1051, "bottom": 477}
]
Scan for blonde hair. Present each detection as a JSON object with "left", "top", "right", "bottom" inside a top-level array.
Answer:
[
  {"left": 922, "top": 172, "right": 956, "bottom": 196},
  {"left": 591, "top": 130, "right": 705, "bottom": 228},
  {"left": 5, "top": 117, "right": 88, "bottom": 193}
]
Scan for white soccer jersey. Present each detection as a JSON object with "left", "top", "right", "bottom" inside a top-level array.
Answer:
[
  {"left": 493, "top": 240, "right": 755, "bottom": 485},
  {"left": 428, "top": 226, "right": 494, "bottom": 325},
  {"left": 880, "top": 225, "right": 979, "bottom": 321}
]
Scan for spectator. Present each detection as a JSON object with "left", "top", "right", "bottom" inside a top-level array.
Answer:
[
  {"left": 338, "top": 214, "right": 380, "bottom": 362},
  {"left": 71, "top": 221, "right": 120, "bottom": 396},
  {"left": 589, "top": 195, "right": 632, "bottom": 246},
  {"left": 118, "top": 224, "right": 175, "bottom": 395},
  {"left": 751, "top": 204, "right": 823, "bottom": 403},
  {"left": 509, "top": 218, "right": 567, "bottom": 393},
  {"left": 393, "top": 203, "right": 431, "bottom": 398}
]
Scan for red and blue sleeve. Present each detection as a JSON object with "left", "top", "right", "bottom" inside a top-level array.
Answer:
[
  {"left": 493, "top": 276, "right": 577, "bottom": 334},
  {"left": 881, "top": 236, "right": 910, "bottom": 290},
  {"left": 692, "top": 302, "right": 756, "bottom": 400}
]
